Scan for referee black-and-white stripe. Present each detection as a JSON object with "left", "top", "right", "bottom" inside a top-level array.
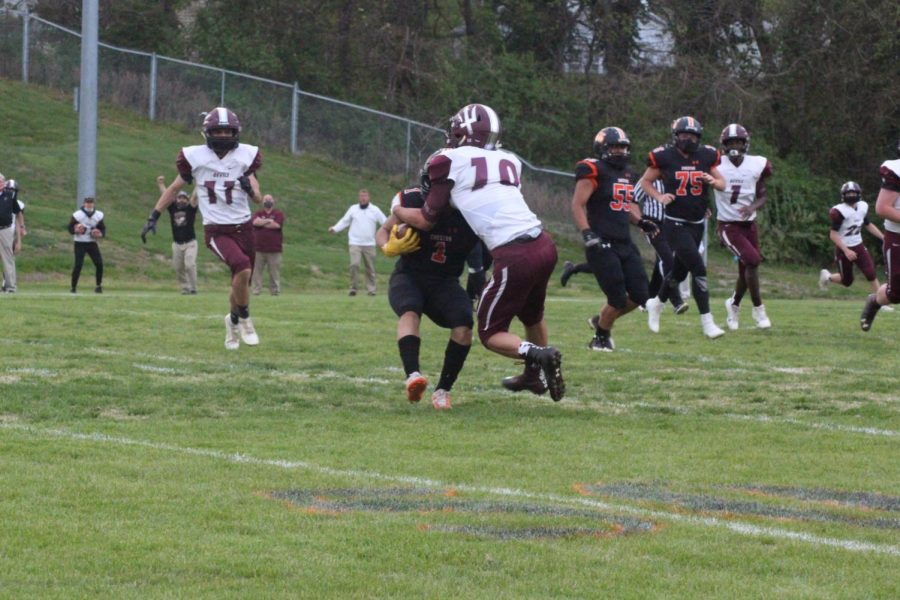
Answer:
[{"left": 635, "top": 179, "right": 665, "bottom": 221}]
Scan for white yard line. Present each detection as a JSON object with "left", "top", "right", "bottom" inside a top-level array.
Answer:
[{"left": 2, "top": 422, "right": 898, "bottom": 557}]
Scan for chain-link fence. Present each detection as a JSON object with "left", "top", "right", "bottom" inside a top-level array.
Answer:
[{"left": 0, "top": 7, "right": 574, "bottom": 229}]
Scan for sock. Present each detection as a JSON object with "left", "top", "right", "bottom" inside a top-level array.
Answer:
[
  {"left": 237, "top": 305, "right": 250, "bottom": 319},
  {"left": 397, "top": 335, "right": 421, "bottom": 376},
  {"left": 518, "top": 341, "right": 536, "bottom": 358},
  {"left": 437, "top": 340, "right": 470, "bottom": 391},
  {"left": 596, "top": 326, "right": 610, "bottom": 338},
  {"left": 230, "top": 312, "right": 240, "bottom": 325}
]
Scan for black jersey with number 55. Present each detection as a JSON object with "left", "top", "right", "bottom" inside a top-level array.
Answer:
[
  {"left": 574, "top": 159, "right": 639, "bottom": 242},
  {"left": 648, "top": 144, "right": 720, "bottom": 222},
  {"left": 395, "top": 188, "right": 479, "bottom": 278}
]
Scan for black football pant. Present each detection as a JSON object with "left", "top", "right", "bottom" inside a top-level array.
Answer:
[
  {"left": 71, "top": 242, "right": 103, "bottom": 289},
  {"left": 644, "top": 219, "right": 682, "bottom": 306},
  {"left": 662, "top": 219, "right": 709, "bottom": 314}
]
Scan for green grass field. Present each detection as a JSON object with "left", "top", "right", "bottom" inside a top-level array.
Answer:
[
  {"left": 1, "top": 79, "right": 898, "bottom": 598},
  {"left": 1, "top": 287, "right": 898, "bottom": 598}
]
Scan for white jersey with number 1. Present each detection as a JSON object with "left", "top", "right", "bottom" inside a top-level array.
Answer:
[{"left": 441, "top": 145, "right": 542, "bottom": 250}]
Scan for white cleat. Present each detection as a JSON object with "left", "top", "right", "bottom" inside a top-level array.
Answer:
[
  {"left": 724, "top": 296, "right": 740, "bottom": 331},
  {"left": 700, "top": 313, "right": 725, "bottom": 339},
  {"left": 238, "top": 317, "right": 260, "bottom": 346},
  {"left": 224, "top": 315, "right": 240, "bottom": 350},
  {"left": 431, "top": 388, "right": 452, "bottom": 410},
  {"left": 818, "top": 269, "right": 830, "bottom": 290},
  {"left": 752, "top": 305, "right": 772, "bottom": 329},
  {"left": 646, "top": 297, "right": 664, "bottom": 333},
  {"left": 879, "top": 305, "right": 895, "bottom": 312}
]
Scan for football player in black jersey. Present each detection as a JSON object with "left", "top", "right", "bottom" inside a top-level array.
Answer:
[
  {"left": 639, "top": 116, "right": 728, "bottom": 339},
  {"left": 571, "top": 127, "right": 660, "bottom": 351},
  {"left": 377, "top": 165, "right": 480, "bottom": 409}
]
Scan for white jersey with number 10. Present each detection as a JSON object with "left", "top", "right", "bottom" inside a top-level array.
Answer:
[{"left": 442, "top": 145, "right": 541, "bottom": 250}]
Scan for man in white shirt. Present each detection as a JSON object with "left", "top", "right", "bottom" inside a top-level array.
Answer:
[{"left": 329, "top": 189, "right": 387, "bottom": 296}]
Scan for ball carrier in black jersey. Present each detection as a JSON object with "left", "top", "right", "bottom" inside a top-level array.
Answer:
[
  {"left": 377, "top": 169, "right": 480, "bottom": 410},
  {"left": 570, "top": 127, "right": 659, "bottom": 351},
  {"left": 639, "top": 116, "right": 727, "bottom": 339}
]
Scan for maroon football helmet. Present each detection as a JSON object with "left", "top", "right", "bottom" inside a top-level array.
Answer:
[
  {"left": 840, "top": 181, "right": 861, "bottom": 204},
  {"left": 720, "top": 123, "right": 750, "bottom": 157},
  {"left": 447, "top": 104, "right": 501, "bottom": 150},
  {"left": 203, "top": 107, "right": 241, "bottom": 153}
]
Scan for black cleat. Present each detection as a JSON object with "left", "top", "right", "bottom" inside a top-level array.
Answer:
[
  {"left": 95, "top": 286, "right": 103, "bottom": 294},
  {"left": 560, "top": 261, "right": 576, "bottom": 287},
  {"left": 588, "top": 334, "right": 615, "bottom": 352},
  {"left": 501, "top": 367, "right": 547, "bottom": 396},
  {"left": 860, "top": 294, "right": 880, "bottom": 332},
  {"left": 672, "top": 301, "right": 689, "bottom": 315},
  {"left": 526, "top": 345, "right": 565, "bottom": 401}
]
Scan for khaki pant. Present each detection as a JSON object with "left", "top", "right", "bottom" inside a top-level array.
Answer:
[
  {"left": 0, "top": 226, "right": 16, "bottom": 292},
  {"left": 252, "top": 251, "right": 282, "bottom": 295},
  {"left": 172, "top": 239, "right": 198, "bottom": 293},
  {"left": 349, "top": 244, "right": 376, "bottom": 294}
]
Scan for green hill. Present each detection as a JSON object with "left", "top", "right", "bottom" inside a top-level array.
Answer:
[{"left": 0, "top": 79, "right": 843, "bottom": 299}]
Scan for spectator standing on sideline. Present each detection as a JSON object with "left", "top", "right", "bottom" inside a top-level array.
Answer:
[
  {"left": 68, "top": 197, "right": 105, "bottom": 294},
  {"left": 252, "top": 194, "right": 285, "bottom": 295},
  {"left": 156, "top": 175, "right": 199, "bottom": 295},
  {"left": 0, "top": 173, "right": 22, "bottom": 293},
  {"left": 329, "top": 189, "right": 386, "bottom": 296}
]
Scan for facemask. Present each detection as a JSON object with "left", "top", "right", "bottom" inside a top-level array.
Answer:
[
  {"left": 82, "top": 206, "right": 95, "bottom": 216},
  {"left": 675, "top": 137, "right": 699, "bottom": 153},
  {"left": 359, "top": 202, "right": 369, "bottom": 209},
  {"left": 263, "top": 201, "right": 274, "bottom": 209}
]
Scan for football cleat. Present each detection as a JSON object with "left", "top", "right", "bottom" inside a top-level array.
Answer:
[
  {"left": 880, "top": 305, "right": 895, "bottom": 312},
  {"left": 646, "top": 297, "right": 664, "bottom": 333},
  {"left": 818, "top": 269, "right": 831, "bottom": 290},
  {"left": 860, "top": 294, "right": 880, "bottom": 332},
  {"left": 224, "top": 315, "right": 240, "bottom": 350},
  {"left": 405, "top": 372, "right": 428, "bottom": 403},
  {"left": 525, "top": 345, "right": 565, "bottom": 401},
  {"left": 501, "top": 366, "right": 547, "bottom": 396},
  {"left": 724, "top": 296, "right": 740, "bottom": 330},
  {"left": 588, "top": 334, "right": 615, "bottom": 352},
  {"left": 751, "top": 305, "right": 771, "bottom": 329},
  {"left": 238, "top": 317, "right": 259, "bottom": 346},
  {"left": 586, "top": 315, "right": 600, "bottom": 331},
  {"left": 560, "top": 260, "right": 576, "bottom": 287},
  {"left": 431, "top": 389, "right": 452, "bottom": 410},
  {"left": 672, "top": 301, "right": 689, "bottom": 315},
  {"left": 700, "top": 313, "right": 725, "bottom": 339}
]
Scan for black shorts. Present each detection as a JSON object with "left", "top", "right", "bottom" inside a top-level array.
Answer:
[
  {"left": 388, "top": 269, "right": 473, "bottom": 329},
  {"left": 586, "top": 239, "right": 649, "bottom": 308}
]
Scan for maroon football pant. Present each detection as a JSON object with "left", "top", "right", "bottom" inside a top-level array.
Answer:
[
  {"left": 204, "top": 221, "right": 255, "bottom": 276},
  {"left": 835, "top": 243, "right": 876, "bottom": 286},
  {"left": 884, "top": 231, "right": 900, "bottom": 303},
  {"left": 477, "top": 231, "right": 557, "bottom": 345}
]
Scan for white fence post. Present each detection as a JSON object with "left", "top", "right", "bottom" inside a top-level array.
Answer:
[
  {"left": 148, "top": 53, "right": 157, "bottom": 121},
  {"left": 290, "top": 82, "right": 299, "bottom": 154},
  {"left": 21, "top": 7, "right": 29, "bottom": 84},
  {"left": 220, "top": 70, "right": 226, "bottom": 106}
]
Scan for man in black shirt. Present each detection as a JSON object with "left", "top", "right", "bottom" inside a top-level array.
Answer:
[
  {"left": 156, "top": 176, "right": 199, "bottom": 294},
  {"left": 0, "top": 173, "right": 22, "bottom": 293},
  {"left": 639, "top": 116, "right": 727, "bottom": 338},
  {"left": 571, "top": 127, "right": 659, "bottom": 351},
  {"left": 377, "top": 177, "right": 479, "bottom": 410}
]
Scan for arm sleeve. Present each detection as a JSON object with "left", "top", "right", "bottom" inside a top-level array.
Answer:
[
  {"left": 96, "top": 218, "right": 106, "bottom": 235},
  {"left": 246, "top": 150, "right": 263, "bottom": 175},
  {"left": 880, "top": 165, "right": 900, "bottom": 192},
  {"left": 422, "top": 155, "right": 453, "bottom": 223},
  {"left": 176, "top": 150, "right": 194, "bottom": 184},
  {"left": 67, "top": 216, "right": 78, "bottom": 234},
  {"left": 829, "top": 208, "right": 844, "bottom": 231}
]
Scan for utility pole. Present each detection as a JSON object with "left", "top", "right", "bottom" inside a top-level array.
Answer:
[{"left": 76, "top": 0, "right": 98, "bottom": 207}]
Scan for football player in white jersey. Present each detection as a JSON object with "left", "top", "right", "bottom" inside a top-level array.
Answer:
[
  {"left": 860, "top": 141, "right": 900, "bottom": 330},
  {"left": 714, "top": 124, "right": 774, "bottom": 330},
  {"left": 142, "top": 107, "right": 263, "bottom": 350},
  {"left": 393, "top": 104, "right": 565, "bottom": 402},
  {"left": 819, "top": 182, "right": 885, "bottom": 297}
]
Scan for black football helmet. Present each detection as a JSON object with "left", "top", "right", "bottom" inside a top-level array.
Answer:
[
  {"left": 671, "top": 116, "right": 702, "bottom": 153},
  {"left": 447, "top": 104, "right": 501, "bottom": 150},
  {"left": 840, "top": 181, "right": 861, "bottom": 204},
  {"left": 593, "top": 127, "right": 631, "bottom": 168},
  {"left": 419, "top": 150, "right": 443, "bottom": 195},
  {"left": 720, "top": 123, "right": 750, "bottom": 157},
  {"left": 203, "top": 107, "right": 241, "bottom": 153}
]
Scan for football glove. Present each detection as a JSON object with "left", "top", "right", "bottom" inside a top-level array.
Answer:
[
  {"left": 141, "top": 209, "right": 160, "bottom": 244},
  {"left": 381, "top": 224, "right": 421, "bottom": 257},
  {"left": 637, "top": 219, "right": 660, "bottom": 237},
  {"left": 237, "top": 175, "right": 254, "bottom": 195}
]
